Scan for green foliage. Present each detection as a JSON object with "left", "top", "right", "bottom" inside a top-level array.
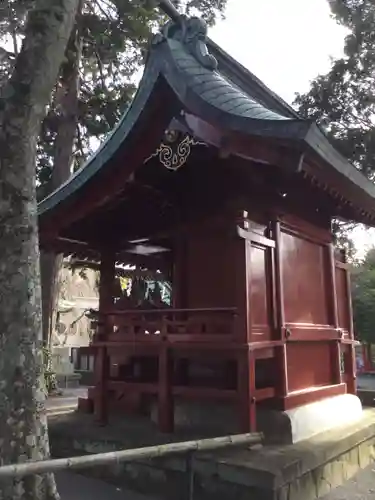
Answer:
[
  {"left": 294, "top": 0, "right": 375, "bottom": 177},
  {"left": 1, "top": 0, "right": 227, "bottom": 189},
  {"left": 294, "top": 1, "right": 375, "bottom": 250},
  {"left": 352, "top": 248, "right": 375, "bottom": 343},
  {"left": 42, "top": 345, "right": 60, "bottom": 396},
  {"left": 331, "top": 219, "right": 357, "bottom": 262}
]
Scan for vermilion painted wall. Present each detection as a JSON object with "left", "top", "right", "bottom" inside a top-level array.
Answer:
[{"left": 173, "top": 208, "right": 354, "bottom": 407}]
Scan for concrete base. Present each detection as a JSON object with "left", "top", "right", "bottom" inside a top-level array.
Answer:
[
  {"left": 258, "top": 393, "right": 363, "bottom": 445},
  {"left": 49, "top": 407, "right": 375, "bottom": 500},
  {"left": 150, "top": 394, "right": 363, "bottom": 445},
  {"left": 150, "top": 398, "right": 237, "bottom": 434}
]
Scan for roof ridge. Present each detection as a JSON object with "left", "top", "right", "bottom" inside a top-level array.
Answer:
[
  {"left": 152, "top": 15, "right": 298, "bottom": 120},
  {"left": 206, "top": 38, "right": 299, "bottom": 119}
]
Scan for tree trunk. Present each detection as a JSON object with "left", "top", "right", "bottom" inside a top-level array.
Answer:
[
  {"left": 0, "top": 1, "right": 79, "bottom": 498},
  {"left": 41, "top": 18, "right": 82, "bottom": 348}
]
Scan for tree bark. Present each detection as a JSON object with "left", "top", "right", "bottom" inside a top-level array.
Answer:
[
  {"left": 0, "top": 1, "right": 79, "bottom": 499},
  {"left": 41, "top": 16, "right": 82, "bottom": 349}
]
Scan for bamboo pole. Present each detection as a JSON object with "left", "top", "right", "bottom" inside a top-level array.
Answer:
[{"left": 0, "top": 432, "right": 263, "bottom": 479}]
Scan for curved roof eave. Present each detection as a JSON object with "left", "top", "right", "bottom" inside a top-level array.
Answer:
[
  {"left": 38, "top": 25, "right": 309, "bottom": 220},
  {"left": 37, "top": 15, "right": 375, "bottom": 225},
  {"left": 304, "top": 124, "right": 375, "bottom": 207},
  {"left": 157, "top": 37, "right": 311, "bottom": 141},
  {"left": 157, "top": 33, "right": 375, "bottom": 216},
  {"left": 38, "top": 56, "right": 165, "bottom": 218}
]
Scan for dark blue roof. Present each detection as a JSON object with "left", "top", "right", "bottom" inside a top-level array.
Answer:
[{"left": 38, "top": 15, "right": 375, "bottom": 224}]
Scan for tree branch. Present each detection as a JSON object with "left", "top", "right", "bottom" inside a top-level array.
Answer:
[{"left": 92, "top": 0, "right": 115, "bottom": 23}]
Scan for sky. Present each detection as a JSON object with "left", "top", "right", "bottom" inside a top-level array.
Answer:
[
  {"left": 210, "top": 0, "right": 374, "bottom": 258},
  {"left": 209, "top": 0, "right": 346, "bottom": 103}
]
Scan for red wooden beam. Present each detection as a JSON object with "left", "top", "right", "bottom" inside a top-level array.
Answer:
[
  {"left": 283, "top": 383, "right": 346, "bottom": 411},
  {"left": 273, "top": 221, "right": 289, "bottom": 399},
  {"left": 184, "top": 113, "right": 304, "bottom": 170},
  {"left": 94, "top": 249, "right": 116, "bottom": 425},
  {"left": 158, "top": 344, "right": 174, "bottom": 432},
  {"left": 40, "top": 236, "right": 97, "bottom": 255}
]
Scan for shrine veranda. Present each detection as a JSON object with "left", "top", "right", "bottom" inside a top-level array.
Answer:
[{"left": 39, "top": 15, "right": 375, "bottom": 443}]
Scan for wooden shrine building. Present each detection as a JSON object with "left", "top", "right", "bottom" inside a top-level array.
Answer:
[{"left": 38, "top": 15, "right": 375, "bottom": 440}]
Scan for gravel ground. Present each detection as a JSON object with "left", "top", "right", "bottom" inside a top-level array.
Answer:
[
  {"left": 357, "top": 374, "right": 375, "bottom": 392},
  {"left": 46, "top": 387, "right": 87, "bottom": 406},
  {"left": 320, "top": 464, "right": 375, "bottom": 499},
  {"left": 322, "top": 374, "right": 375, "bottom": 498},
  {"left": 56, "top": 471, "right": 155, "bottom": 500},
  {"left": 56, "top": 466, "right": 375, "bottom": 500},
  {"left": 58, "top": 466, "right": 375, "bottom": 500},
  {"left": 52, "top": 381, "right": 375, "bottom": 499}
]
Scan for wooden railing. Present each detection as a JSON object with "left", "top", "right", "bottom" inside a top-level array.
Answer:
[{"left": 94, "top": 307, "right": 237, "bottom": 343}]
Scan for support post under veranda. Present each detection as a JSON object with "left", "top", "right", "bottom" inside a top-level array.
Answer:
[{"left": 94, "top": 249, "right": 116, "bottom": 425}]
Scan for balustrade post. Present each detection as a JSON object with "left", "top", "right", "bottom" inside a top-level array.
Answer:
[
  {"left": 345, "top": 344, "right": 357, "bottom": 395},
  {"left": 94, "top": 248, "right": 116, "bottom": 425},
  {"left": 158, "top": 313, "right": 174, "bottom": 432},
  {"left": 237, "top": 349, "right": 256, "bottom": 433},
  {"left": 328, "top": 244, "right": 342, "bottom": 386}
]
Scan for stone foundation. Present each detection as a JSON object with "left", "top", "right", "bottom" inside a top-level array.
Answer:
[
  {"left": 149, "top": 394, "right": 363, "bottom": 445},
  {"left": 150, "top": 398, "right": 237, "bottom": 434},
  {"left": 257, "top": 393, "right": 363, "bottom": 445},
  {"left": 49, "top": 407, "right": 375, "bottom": 500}
]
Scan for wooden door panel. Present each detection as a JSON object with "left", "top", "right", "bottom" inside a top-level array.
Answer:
[
  {"left": 248, "top": 234, "right": 276, "bottom": 342},
  {"left": 281, "top": 230, "right": 330, "bottom": 327},
  {"left": 287, "top": 342, "right": 331, "bottom": 392}
]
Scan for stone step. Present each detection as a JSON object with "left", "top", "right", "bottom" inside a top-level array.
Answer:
[{"left": 49, "top": 408, "right": 375, "bottom": 500}]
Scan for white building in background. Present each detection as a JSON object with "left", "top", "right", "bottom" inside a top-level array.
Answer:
[
  {"left": 50, "top": 265, "right": 99, "bottom": 384},
  {"left": 52, "top": 265, "right": 99, "bottom": 349}
]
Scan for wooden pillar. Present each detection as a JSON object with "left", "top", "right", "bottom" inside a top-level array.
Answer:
[
  {"left": 158, "top": 343, "right": 174, "bottom": 433},
  {"left": 173, "top": 234, "right": 188, "bottom": 309},
  {"left": 328, "top": 244, "right": 339, "bottom": 327},
  {"left": 273, "top": 220, "right": 288, "bottom": 398},
  {"left": 345, "top": 344, "right": 357, "bottom": 395},
  {"left": 343, "top": 251, "right": 354, "bottom": 340},
  {"left": 363, "top": 344, "right": 373, "bottom": 372},
  {"left": 244, "top": 241, "right": 252, "bottom": 343},
  {"left": 237, "top": 349, "right": 256, "bottom": 433},
  {"left": 94, "top": 248, "right": 115, "bottom": 425},
  {"left": 328, "top": 244, "right": 342, "bottom": 385},
  {"left": 330, "top": 341, "right": 342, "bottom": 385},
  {"left": 273, "top": 221, "right": 285, "bottom": 336},
  {"left": 339, "top": 250, "right": 356, "bottom": 394},
  {"left": 359, "top": 344, "right": 366, "bottom": 373},
  {"left": 276, "top": 345, "right": 288, "bottom": 398},
  {"left": 234, "top": 235, "right": 249, "bottom": 343},
  {"left": 234, "top": 213, "right": 254, "bottom": 431}
]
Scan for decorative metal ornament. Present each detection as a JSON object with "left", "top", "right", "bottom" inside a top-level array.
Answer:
[
  {"left": 146, "top": 133, "right": 206, "bottom": 171},
  {"left": 152, "top": 15, "right": 218, "bottom": 71}
]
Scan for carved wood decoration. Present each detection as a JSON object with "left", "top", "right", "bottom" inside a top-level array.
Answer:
[{"left": 145, "top": 130, "right": 207, "bottom": 171}]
